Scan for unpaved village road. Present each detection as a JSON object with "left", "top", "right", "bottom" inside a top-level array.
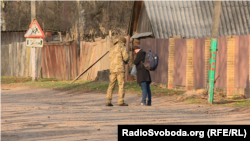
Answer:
[{"left": 1, "top": 86, "right": 250, "bottom": 141}]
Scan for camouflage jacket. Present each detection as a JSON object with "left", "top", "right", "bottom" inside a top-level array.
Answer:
[{"left": 109, "top": 41, "right": 129, "bottom": 73}]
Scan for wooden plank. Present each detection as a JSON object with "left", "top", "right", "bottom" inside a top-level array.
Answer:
[
  {"left": 89, "top": 44, "right": 94, "bottom": 80},
  {"left": 65, "top": 45, "right": 70, "bottom": 80},
  {"left": 107, "top": 40, "right": 111, "bottom": 70},
  {"left": 61, "top": 45, "right": 66, "bottom": 80},
  {"left": 82, "top": 42, "right": 88, "bottom": 80},
  {"left": 16, "top": 42, "right": 20, "bottom": 76},
  {"left": 93, "top": 43, "right": 98, "bottom": 79},
  {"left": 41, "top": 46, "right": 45, "bottom": 78},
  {"left": 68, "top": 45, "right": 72, "bottom": 80},
  {"left": 9, "top": 43, "right": 13, "bottom": 76},
  {"left": 1, "top": 45, "right": 9, "bottom": 76},
  {"left": 49, "top": 46, "right": 56, "bottom": 78},
  {"left": 82, "top": 43, "right": 88, "bottom": 80},
  {"left": 55, "top": 45, "right": 61, "bottom": 79},
  {"left": 44, "top": 46, "right": 49, "bottom": 78},
  {"left": 46, "top": 45, "right": 52, "bottom": 78},
  {"left": 87, "top": 43, "right": 93, "bottom": 80},
  {"left": 103, "top": 41, "right": 108, "bottom": 70},
  {"left": 100, "top": 42, "right": 105, "bottom": 71},
  {"left": 84, "top": 43, "right": 91, "bottom": 80},
  {"left": 73, "top": 44, "right": 78, "bottom": 79},
  {"left": 94, "top": 41, "right": 101, "bottom": 79},
  {"left": 69, "top": 45, "right": 73, "bottom": 80},
  {"left": 20, "top": 42, "right": 25, "bottom": 76},
  {"left": 1, "top": 45, "right": 6, "bottom": 75},
  {"left": 26, "top": 47, "right": 32, "bottom": 76},
  {"left": 62, "top": 45, "right": 67, "bottom": 80},
  {"left": 13, "top": 42, "right": 17, "bottom": 76},
  {"left": 80, "top": 42, "right": 85, "bottom": 79},
  {"left": 91, "top": 44, "right": 96, "bottom": 80},
  {"left": 105, "top": 41, "right": 109, "bottom": 70},
  {"left": 97, "top": 41, "right": 102, "bottom": 73},
  {"left": 37, "top": 48, "right": 42, "bottom": 78},
  {"left": 24, "top": 44, "right": 28, "bottom": 76},
  {"left": 53, "top": 46, "right": 59, "bottom": 79}
]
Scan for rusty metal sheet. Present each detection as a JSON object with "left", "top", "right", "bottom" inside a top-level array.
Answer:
[
  {"left": 156, "top": 39, "right": 169, "bottom": 85},
  {"left": 215, "top": 37, "right": 227, "bottom": 88},
  {"left": 235, "top": 35, "right": 249, "bottom": 88},
  {"left": 41, "top": 46, "right": 46, "bottom": 78},
  {"left": 174, "top": 39, "right": 186, "bottom": 86},
  {"left": 47, "top": 46, "right": 54, "bottom": 78},
  {"left": 193, "top": 38, "right": 205, "bottom": 88}
]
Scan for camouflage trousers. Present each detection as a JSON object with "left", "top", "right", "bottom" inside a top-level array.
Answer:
[{"left": 106, "top": 73, "right": 125, "bottom": 104}]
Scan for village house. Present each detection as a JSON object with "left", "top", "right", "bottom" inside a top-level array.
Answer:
[{"left": 128, "top": 1, "right": 250, "bottom": 98}]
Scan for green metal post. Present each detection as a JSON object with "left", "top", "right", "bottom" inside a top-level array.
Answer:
[
  {"left": 208, "top": 1, "right": 221, "bottom": 104},
  {"left": 208, "top": 38, "right": 218, "bottom": 103}
]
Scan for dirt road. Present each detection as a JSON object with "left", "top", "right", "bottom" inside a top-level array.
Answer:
[{"left": 1, "top": 86, "right": 250, "bottom": 141}]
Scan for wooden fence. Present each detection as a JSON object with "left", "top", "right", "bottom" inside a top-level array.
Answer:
[
  {"left": 1, "top": 42, "right": 42, "bottom": 77},
  {"left": 79, "top": 38, "right": 112, "bottom": 81},
  {"left": 1, "top": 37, "right": 113, "bottom": 81},
  {"left": 41, "top": 43, "right": 79, "bottom": 80}
]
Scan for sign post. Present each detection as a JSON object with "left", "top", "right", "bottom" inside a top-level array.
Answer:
[{"left": 24, "top": 19, "right": 45, "bottom": 81}]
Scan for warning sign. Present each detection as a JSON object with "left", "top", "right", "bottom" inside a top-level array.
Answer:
[{"left": 24, "top": 19, "right": 45, "bottom": 38}]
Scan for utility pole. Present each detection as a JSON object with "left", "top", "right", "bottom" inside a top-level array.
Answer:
[
  {"left": 208, "top": 1, "right": 222, "bottom": 103},
  {"left": 31, "top": 0, "right": 37, "bottom": 81}
]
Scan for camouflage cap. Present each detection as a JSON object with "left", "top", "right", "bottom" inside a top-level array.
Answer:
[{"left": 113, "top": 37, "right": 126, "bottom": 45}]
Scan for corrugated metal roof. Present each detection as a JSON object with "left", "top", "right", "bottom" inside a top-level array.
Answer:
[{"left": 144, "top": 1, "right": 250, "bottom": 38}]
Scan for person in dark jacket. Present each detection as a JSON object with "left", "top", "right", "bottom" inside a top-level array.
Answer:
[{"left": 132, "top": 45, "right": 152, "bottom": 106}]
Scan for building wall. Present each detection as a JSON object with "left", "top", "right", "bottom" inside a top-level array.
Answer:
[{"left": 139, "top": 35, "right": 250, "bottom": 98}]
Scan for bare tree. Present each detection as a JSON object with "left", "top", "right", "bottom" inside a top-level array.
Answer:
[
  {"left": 3, "top": 1, "right": 133, "bottom": 41},
  {"left": 82, "top": 1, "right": 133, "bottom": 40},
  {"left": 3, "top": 1, "right": 78, "bottom": 32}
]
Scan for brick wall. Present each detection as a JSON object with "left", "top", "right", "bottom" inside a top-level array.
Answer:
[
  {"left": 205, "top": 37, "right": 211, "bottom": 88},
  {"left": 227, "top": 36, "right": 235, "bottom": 97},
  {"left": 186, "top": 39, "right": 194, "bottom": 91},
  {"left": 168, "top": 38, "right": 175, "bottom": 89}
]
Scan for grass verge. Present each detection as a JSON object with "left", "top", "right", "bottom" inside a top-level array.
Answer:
[
  {"left": 1, "top": 76, "right": 184, "bottom": 96},
  {"left": 185, "top": 98, "right": 250, "bottom": 107},
  {"left": 3, "top": 76, "right": 249, "bottom": 107}
]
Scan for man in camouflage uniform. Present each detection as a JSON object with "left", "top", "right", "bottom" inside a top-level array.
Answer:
[{"left": 106, "top": 37, "right": 129, "bottom": 106}]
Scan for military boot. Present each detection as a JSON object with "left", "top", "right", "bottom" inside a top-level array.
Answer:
[
  {"left": 118, "top": 103, "right": 128, "bottom": 106},
  {"left": 106, "top": 103, "right": 113, "bottom": 106}
]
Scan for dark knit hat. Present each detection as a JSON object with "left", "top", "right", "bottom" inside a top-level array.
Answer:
[{"left": 132, "top": 45, "right": 140, "bottom": 51}]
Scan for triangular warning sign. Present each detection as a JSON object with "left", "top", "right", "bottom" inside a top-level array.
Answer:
[{"left": 24, "top": 19, "right": 45, "bottom": 38}]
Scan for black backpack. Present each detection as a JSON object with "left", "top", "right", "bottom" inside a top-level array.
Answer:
[{"left": 141, "top": 50, "right": 159, "bottom": 71}]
